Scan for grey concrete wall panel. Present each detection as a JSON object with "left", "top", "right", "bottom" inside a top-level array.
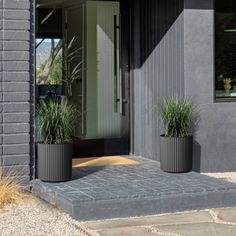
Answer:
[
  {"left": 132, "top": 0, "right": 185, "bottom": 161},
  {"left": 0, "top": 0, "right": 31, "bottom": 180},
  {"left": 183, "top": 0, "right": 236, "bottom": 172},
  {"left": 132, "top": 0, "right": 234, "bottom": 172}
]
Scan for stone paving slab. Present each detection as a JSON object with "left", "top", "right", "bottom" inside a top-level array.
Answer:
[
  {"left": 32, "top": 156, "right": 236, "bottom": 220},
  {"left": 158, "top": 222, "right": 236, "bottom": 236},
  {"left": 85, "top": 211, "right": 213, "bottom": 230},
  {"left": 97, "top": 227, "right": 158, "bottom": 236},
  {"left": 94, "top": 223, "right": 236, "bottom": 236},
  {"left": 84, "top": 208, "right": 236, "bottom": 236},
  {"left": 217, "top": 207, "right": 236, "bottom": 223}
]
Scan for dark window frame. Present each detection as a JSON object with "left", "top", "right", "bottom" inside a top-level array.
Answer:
[{"left": 215, "top": 0, "right": 236, "bottom": 102}]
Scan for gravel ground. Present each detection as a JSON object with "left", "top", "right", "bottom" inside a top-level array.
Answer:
[
  {"left": 203, "top": 172, "right": 236, "bottom": 184},
  {"left": 0, "top": 194, "right": 98, "bottom": 236}
]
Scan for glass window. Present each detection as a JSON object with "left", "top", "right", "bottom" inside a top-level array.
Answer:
[
  {"left": 36, "top": 8, "right": 63, "bottom": 100},
  {"left": 36, "top": 38, "right": 62, "bottom": 86},
  {"left": 215, "top": 1, "right": 236, "bottom": 100}
]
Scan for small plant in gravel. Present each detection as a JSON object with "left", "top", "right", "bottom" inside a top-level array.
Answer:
[{"left": 0, "top": 163, "right": 24, "bottom": 208}]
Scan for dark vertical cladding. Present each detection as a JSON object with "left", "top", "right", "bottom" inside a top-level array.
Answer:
[
  {"left": 139, "top": 0, "right": 184, "bottom": 66},
  {"left": 132, "top": 0, "right": 185, "bottom": 160}
]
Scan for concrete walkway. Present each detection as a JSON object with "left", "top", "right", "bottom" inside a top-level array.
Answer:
[{"left": 84, "top": 207, "right": 236, "bottom": 236}]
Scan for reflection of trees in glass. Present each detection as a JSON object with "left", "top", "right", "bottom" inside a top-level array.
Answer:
[
  {"left": 37, "top": 54, "right": 62, "bottom": 85},
  {"left": 47, "top": 54, "right": 62, "bottom": 85},
  {"left": 36, "top": 36, "right": 82, "bottom": 92},
  {"left": 37, "top": 39, "right": 62, "bottom": 85}
]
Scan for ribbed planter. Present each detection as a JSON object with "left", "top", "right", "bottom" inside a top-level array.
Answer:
[
  {"left": 160, "top": 135, "right": 193, "bottom": 173},
  {"left": 38, "top": 143, "right": 73, "bottom": 182}
]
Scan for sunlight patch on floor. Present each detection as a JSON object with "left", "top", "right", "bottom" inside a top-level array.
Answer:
[
  {"left": 203, "top": 172, "right": 236, "bottom": 184},
  {"left": 72, "top": 156, "right": 139, "bottom": 168}
]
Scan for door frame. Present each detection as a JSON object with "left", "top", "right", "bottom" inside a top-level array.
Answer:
[
  {"left": 31, "top": 0, "right": 134, "bottom": 178},
  {"left": 120, "top": 0, "right": 131, "bottom": 147},
  {"left": 73, "top": 0, "right": 132, "bottom": 157}
]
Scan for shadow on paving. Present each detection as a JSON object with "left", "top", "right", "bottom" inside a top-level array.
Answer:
[{"left": 72, "top": 166, "right": 106, "bottom": 181}]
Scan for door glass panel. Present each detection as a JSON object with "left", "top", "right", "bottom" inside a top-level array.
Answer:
[
  {"left": 36, "top": 0, "right": 124, "bottom": 143},
  {"left": 67, "top": 1, "right": 122, "bottom": 140}
]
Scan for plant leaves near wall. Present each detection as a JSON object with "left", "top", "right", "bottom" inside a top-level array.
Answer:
[
  {"left": 159, "top": 98, "right": 198, "bottom": 138},
  {"left": 36, "top": 99, "right": 78, "bottom": 144}
]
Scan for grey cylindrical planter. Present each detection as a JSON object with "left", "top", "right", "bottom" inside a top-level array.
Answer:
[
  {"left": 38, "top": 143, "right": 73, "bottom": 182},
  {"left": 160, "top": 135, "right": 193, "bottom": 173}
]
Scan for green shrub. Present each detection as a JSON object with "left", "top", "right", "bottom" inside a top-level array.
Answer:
[
  {"left": 36, "top": 99, "right": 78, "bottom": 144},
  {"left": 160, "top": 98, "right": 198, "bottom": 138}
]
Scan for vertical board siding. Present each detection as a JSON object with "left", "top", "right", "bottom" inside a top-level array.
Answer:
[
  {"left": 0, "top": 0, "right": 31, "bottom": 178},
  {"left": 133, "top": 0, "right": 184, "bottom": 160}
]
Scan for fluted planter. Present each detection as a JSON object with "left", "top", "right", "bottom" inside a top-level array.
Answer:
[
  {"left": 160, "top": 135, "right": 193, "bottom": 173},
  {"left": 38, "top": 143, "right": 73, "bottom": 182}
]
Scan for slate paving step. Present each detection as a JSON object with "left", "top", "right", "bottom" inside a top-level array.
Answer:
[{"left": 32, "top": 156, "right": 236, "bottom": 221}]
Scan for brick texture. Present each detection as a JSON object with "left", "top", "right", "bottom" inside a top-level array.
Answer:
[{"left": 0, "top": 0, "right": 31, "bottom": 179}]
